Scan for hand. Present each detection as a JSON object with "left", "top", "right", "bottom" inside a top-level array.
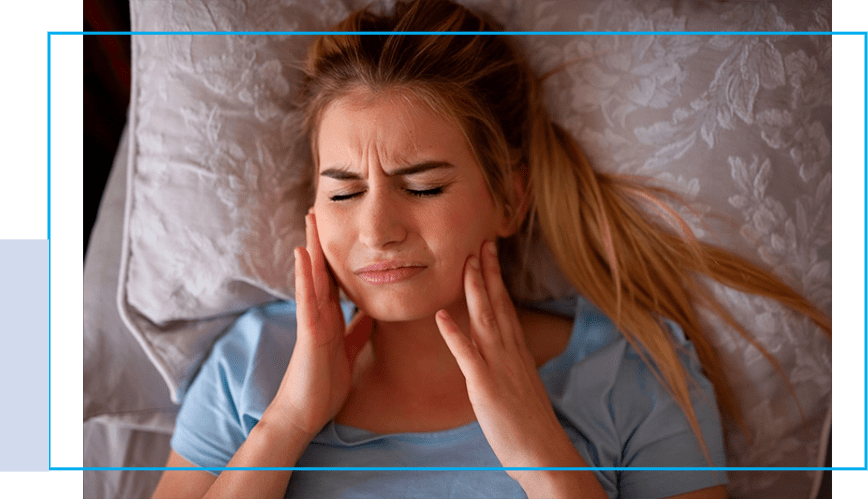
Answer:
[
  {"left": 264, "top": 212, "right": 372, "bottom": 439},
  {"left": 435, "top": 241, "right": 605, "bottom": 498}
]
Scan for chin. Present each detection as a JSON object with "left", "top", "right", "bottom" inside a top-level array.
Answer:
[
  {"left": 348, "top": 287, "right": 458, "bottom": 323},
  {"left": 358, "top": 296, "right": 439, "bottom": 323}
]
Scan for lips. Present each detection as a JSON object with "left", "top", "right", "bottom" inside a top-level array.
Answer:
[
  {"left": 355, "top": 260, "right": 424, "bottom": 272},
  {"left": 354, "top": 261, "right": 426, "bottom": 284}
]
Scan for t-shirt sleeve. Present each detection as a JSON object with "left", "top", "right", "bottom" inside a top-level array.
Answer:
[
  {"left": 549, "top": 300, "right": 727, "bottom": 499},
  {"left": 615, "top": 322, "right": 728, "bottom": 497},
  {"left": 169, "top": 300, "right": 355, "bottom": 475},
  {"left": 170, "top": 320, "right": 258, "bottom": 473},
  {"left": 169, "top": 302, "right": 300, "bottom": 475}
]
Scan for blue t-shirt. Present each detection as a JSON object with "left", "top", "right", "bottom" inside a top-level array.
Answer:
[{"left": 172, "top": 296, "right": 727, "bottom": 498}]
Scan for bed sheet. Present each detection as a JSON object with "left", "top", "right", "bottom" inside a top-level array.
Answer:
[{"left": 84, "top": 125, "right": 176, "bottom": 497}]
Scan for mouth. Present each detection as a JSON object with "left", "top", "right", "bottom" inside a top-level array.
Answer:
[{"left": 354, "top": 261, "right": 427, "bottom": 284}]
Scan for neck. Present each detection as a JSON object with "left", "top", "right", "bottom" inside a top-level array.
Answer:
[{"left": 367, "top": 302, "right": 474, "bottom": 393}]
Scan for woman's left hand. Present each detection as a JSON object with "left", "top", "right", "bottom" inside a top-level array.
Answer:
[{"left": 434, "top": 240, "right": 606, "bottom": 499}]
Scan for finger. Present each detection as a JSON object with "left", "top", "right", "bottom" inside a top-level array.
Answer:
[
  {"left": 435, "top": 309, "right": 485, "bottom": 378},
  {"left": 294, "top": 247, "right": 319, "bottom": 339},
  {"left": 303, "top": 214, "right": 317, "bottom": 297},
  {"left": 305, "top": 214, "right": 324, "bottom": 297},
  {"left": 464, "top": 254, "right": 503, "bottom": 353},
  {"left": 480, "top": 241, "right": 526, "bottom": 351},
  {"left": 310, "top": 212, "right": 344, "bottom": 305},
  {"left": 305, "top": 213, "right": 329, "bottom": 302}
]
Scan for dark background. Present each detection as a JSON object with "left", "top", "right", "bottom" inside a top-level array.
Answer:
[{"left": 83, "top": 0, "right": 130, "bottom": 257}]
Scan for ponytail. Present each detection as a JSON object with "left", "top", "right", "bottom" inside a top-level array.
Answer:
[{"left": 524, "top": 76, "right": 831, "bottom": 462}]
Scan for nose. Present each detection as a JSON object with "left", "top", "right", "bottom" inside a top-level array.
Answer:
[{"left": 358, "top": 188, "right": 408, "bottom": 249}]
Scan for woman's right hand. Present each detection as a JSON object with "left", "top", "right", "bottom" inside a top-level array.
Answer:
[{"left": 263, "top": 212, "right": 371, "bottom": 439}]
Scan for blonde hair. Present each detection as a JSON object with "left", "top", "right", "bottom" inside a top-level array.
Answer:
[{"left": 300, "top": 0, "right": 831, "bottom": 461}]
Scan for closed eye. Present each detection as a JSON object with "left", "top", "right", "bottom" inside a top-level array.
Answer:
[
  {"left": 329, "top": 192, "right": 363, "bottom": 202},
  {"left": 406, "top": 187, "right": 444, "bottom": 197},
  {"left": 329, "top": 186, "right": 444, "bottom": 202}
]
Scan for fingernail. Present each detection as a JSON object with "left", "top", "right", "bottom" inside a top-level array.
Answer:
[
  {"left": 436, "top": 309, "right": 448, "bottom": 320},
  {"left": 487, "top": 241, "right": 497, "bottom": 256},
  {"left": 469, "top": 256, "right": 480, "bottom": 270}
]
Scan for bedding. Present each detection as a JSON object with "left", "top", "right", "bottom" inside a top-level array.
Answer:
[{"left": 83, "top": 1, "right": 832, "bottom": 498}]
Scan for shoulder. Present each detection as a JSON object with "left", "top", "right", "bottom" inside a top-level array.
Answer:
[
  {"left": 204, "top": 301, "right": 300, "bottom": 381},
  {"left": 543, "top": 295, "right": 717, "bottom": 425},
  {"left": 170, "top": 301, "right": 302, "bottom": 468},
  {"left": 171, "top": 300, "right": 360, "bottom": 469},
  {"left": 535, "top": 296, "right": 727, "bottom": 495},
  {"left": 185, "top": 300, "right": 357, "bottom": 415},
  {"left": 181, "top": 301, "right": 298, "bottom": 409},
  {"left": 537, "top": 295, "right": 702, "bottom": 387}
]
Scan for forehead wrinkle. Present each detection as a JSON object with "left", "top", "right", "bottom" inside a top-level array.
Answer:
[
  {"left": 319, "top": 88, "right": 468, "bottom": 182},
  {"left": 360, "top": 107, "right": 423, "bottom": 177}
]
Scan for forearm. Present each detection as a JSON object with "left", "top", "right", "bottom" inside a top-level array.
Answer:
[
  {"left": 516, "top": 469, "right": 605, "bottom": 499},
  {"left": 202, "top": 411, "right": 313, "bottom": 499},
  {"left": 511, "top": 434, "right": 608, "bottom": 499}
]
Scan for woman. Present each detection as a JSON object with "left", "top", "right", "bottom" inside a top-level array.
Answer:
[{"left": 152, "top": 1, "right": 830, "bottom": 498}]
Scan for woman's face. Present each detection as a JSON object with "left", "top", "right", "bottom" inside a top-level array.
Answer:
[{"left": 313, "top": 90, "right": 510, "bottom": 322}]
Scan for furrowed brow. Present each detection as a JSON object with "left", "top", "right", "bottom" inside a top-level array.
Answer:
[
  {"left": 388, "top": 161, "right": 455, "bottom": 176},
  {"left": 319, "top": 161, "right": 455, "bottom": 180},
  {"left": 319, "top": 168, "right": 362, "bottom": 181}
]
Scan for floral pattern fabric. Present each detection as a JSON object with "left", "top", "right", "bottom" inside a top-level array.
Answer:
[{"left": 119, "top": 1, "right": 832, "bottom": 498}]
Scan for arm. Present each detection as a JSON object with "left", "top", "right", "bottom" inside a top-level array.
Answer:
[
  {"left": 436, "top": 241, "right": 728, "bottom": 499},
  {"left": 149, "top": 427, "right": 315, "bottom": 499},
  {"left": 151, "top": 451, "right": 216, "bottom": 499},
  {"left": 198, "top": 413, "right": 314, "bottom": 499},
  {"left": 196, "top": 213, "right": 369, "bottom": 497},
  {"left": 435, "top": 241, "right": 607, "bottom": 499},
  {"left": 151, "top": 213, "right": 370, "bottom": 499}
]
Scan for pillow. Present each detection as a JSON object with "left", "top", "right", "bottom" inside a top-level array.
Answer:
[
  {"left": 118, "top": 1, "right": 831, "bottom": 497},
  {"left": 85, "top": 127, "right": 178, "bottom": 434}
]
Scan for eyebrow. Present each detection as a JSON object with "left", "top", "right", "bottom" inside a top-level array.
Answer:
[{"left": 319, "top": 161, "right": 455, "bottom": 180}]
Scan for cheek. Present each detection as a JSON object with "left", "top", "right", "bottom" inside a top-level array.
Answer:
[
  {"left": 449, "top": 194, "right": 499, "bottom": 238},
  {"left": 318, "top": 220, "right": 360, "bottom": 295},
  {"left": 425, "top": 201, "right": 496, "bottom": 266},
  {"left": 311, "top": 208, "right": 345, "bottom": 265}
]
